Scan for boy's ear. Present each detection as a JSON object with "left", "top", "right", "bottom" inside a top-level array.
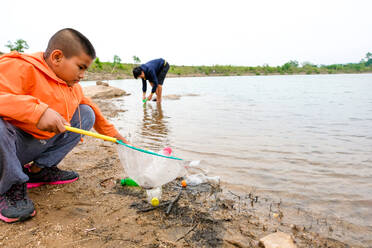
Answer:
[{"left": 50, "top": 49, "right": 64, "bottom": 64}]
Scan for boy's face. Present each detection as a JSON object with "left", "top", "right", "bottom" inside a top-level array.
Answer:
[
  {"left": 139, "top": 71, "right": 145, "bottom": 79},
  {"left": 52, "top": 51, "right": 93, "bottom": 87}
]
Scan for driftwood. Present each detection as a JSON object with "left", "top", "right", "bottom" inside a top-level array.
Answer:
[{"left": 166, "top": 188, "right": 183, "bottom": 215}]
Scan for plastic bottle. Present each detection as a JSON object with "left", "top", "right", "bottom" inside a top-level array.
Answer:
[
  {"left": 185, "top": 173, "right": 220, "bottom": 186},
  {"left": 120, "top": 177, "right": 139, "bottom": 186},
  {"left": 146, "top": 187, "right": 162, "bottom": 203},
  {"left": 144, "top": 147, "right": 172, "bottom": 203}
]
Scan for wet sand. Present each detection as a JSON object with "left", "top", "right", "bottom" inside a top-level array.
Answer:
[{"left": 0, "top": 94, "right": 355, "bottom": 247}]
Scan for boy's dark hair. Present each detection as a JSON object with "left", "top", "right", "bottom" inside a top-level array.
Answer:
[
  {"left": 45, "top": 28, "right": 96, "bottom": 59},
  {"left": 133, "top": 67, "right": 142, "bottom": 79}
]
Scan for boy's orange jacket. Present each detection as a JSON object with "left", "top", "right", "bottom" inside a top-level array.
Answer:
[{"left": 0, "top": 51, "right": 119, "bottom": 139}]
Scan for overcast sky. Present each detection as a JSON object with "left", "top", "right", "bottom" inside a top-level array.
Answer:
[{"left": 1, "top": 0, "right": 371, "bottom": 66}]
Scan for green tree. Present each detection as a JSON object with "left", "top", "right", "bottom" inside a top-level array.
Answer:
[
  {"left": 132, "top": 55, "right": 141, "bottom": 64},
  {"left": 111, "top": 55, "right": 122, "bottom": 72},
  {"left": 366, "top": 52, "right": 372, "bottom": 60},
  {"left": 113, "top": 55, "right": 121, "bottom": 64},
  {"left": 365, "top": 52, "right": 372, "bottom": 66},
  {"left": 94, "top": 57, "right": 102, "bottom": 69},
  {"left": 5, "top": 39, "right": 29, "bottom": 52}
]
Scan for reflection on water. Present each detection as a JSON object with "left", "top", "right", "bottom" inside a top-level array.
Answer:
[{"left": 139, "top": 102, "right": 170, "bottom": 151}]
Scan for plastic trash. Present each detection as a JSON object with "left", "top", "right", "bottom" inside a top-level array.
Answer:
[
  {"left": 146, "top": 187, "right": 162, "bottom": 203},
  {"left": 185, "top": 173, "right": 220, "bottom": 186},
  {"left": 184, "top": 160, "right": 208, "bottom": 175},
  {"left": 120, "top": 177, "right": 139, "bottom": 186}
]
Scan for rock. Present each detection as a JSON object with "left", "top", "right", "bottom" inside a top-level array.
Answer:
[
  {"left": 259, "top": 232, "right": 297, "bottom": 248},
  {"left": 83, "top": 85, "right": 129, "bottom": 99},
  {"left": 96, "top": 81, "right": 109, "bottom": 86},
  {"left": 163, "top": 94, "right": 181, "bottom": 100}
]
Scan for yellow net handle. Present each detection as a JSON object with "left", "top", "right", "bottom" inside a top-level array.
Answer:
[
  {"left": 65, "top": 126, "right": 183, "bottom": 160},
  {"left": 64, "top": 125, "right": 117, "bottom": 143}
]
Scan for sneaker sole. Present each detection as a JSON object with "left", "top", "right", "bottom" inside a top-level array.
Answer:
[
  {"left": 27, "top": 177, "right": 79, "bottom": 189},
  {"left": 0, "top": 210, "right": 36, "bottom": 223}
]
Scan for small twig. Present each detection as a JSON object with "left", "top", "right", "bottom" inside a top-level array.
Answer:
[
  {"left": 228, "top": 190, "right": 241, "bottom": 213},
  {"left": 99, "top": 177, "right": 114, "bottom": 187},
  {"left": 166, "top": 188, "right": 183, "bottom": 215},
  {"left": 137, "top": 201, "right": 171, "bottom": 213},
  {"left": 86, "top": 232, "right": 131, "bottom": 242},
  {"left": 176, "top": 223, "right": 198, "bottom": 242},
  {"left": 228, "top": 190, "right": 240, "bottom": 198}
]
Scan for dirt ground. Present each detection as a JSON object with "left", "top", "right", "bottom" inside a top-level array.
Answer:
[{"left": 0, "top": 98, "right": 352, "bottom": 248}]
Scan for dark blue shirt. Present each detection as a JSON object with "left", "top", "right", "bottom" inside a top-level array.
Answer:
[{"left": 140, "top": 58, "right": 165, "bottom": 93}]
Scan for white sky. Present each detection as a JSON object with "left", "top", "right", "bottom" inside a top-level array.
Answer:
[{"left": 0, "top": 0, "right": 371, "bottom": 66}]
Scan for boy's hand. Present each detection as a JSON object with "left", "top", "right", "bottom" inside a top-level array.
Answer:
[
  {"left": 36, "top": 108, "right": 69, "bottom": 134},
  {"left": 114, "top": 133, "right": 132, "bottom": 146}
]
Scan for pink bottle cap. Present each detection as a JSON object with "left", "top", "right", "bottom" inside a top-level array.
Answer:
[{"left": 163, "top": 147, "right": 172, "bottom": 156}]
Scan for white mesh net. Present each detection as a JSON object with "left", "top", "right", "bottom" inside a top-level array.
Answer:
[{"left": 117, "top": 145, "right": 186, "bottom": 189}]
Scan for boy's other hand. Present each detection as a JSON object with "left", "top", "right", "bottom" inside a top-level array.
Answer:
[{"left": 36, "top": 108, "right": 69, "bottom": 134}]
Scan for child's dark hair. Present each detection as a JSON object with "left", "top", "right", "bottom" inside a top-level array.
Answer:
[
  {"left": 45, "top": 28, "right": 96, "bottom": 59},
  {"left": 133, "top": 67, "right": 142, "bottom": 79}
]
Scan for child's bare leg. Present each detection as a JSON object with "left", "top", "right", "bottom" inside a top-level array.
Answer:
[{"left": 156, "top": 85, "right": 163, "bottom": 103}]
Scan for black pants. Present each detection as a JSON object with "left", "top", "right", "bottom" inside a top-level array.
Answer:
[{"left": 157, "top": 62, "right": 170, "bottom": 85}]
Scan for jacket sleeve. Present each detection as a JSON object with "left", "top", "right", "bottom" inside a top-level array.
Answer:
[
  {"left": 80, "top": 95, "right": 119, "bottom": 137},
  {"left": 142, "top": 79, "right": 147, "bottom": 92},
  {"left": 0, "top": 59, "right": 49, "bottom": 124},
  {"left": 149, "top": 69, "right": 158, "bottom": 93}
]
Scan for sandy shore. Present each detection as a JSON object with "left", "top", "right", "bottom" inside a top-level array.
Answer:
[{"left": 0, "top": 86, "right": 353, "bottom": 248}]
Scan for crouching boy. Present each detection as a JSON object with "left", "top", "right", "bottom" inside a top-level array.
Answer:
[{"left": 0, "top": 28, "right": 129, "bottom": 223}]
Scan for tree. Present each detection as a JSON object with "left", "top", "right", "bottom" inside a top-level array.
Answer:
[
  {"left": 281, "top": 60, "right": 299, "bottom": 72},
  {"left": 366, "top": 52, "right": 372, "bottom": 60},
  {"left": 5, "top": 39, "right": 29, "bottom": 52},
  {"left": 288, "top": 60, "right": 299, "bottom": 67},
  {"left": 113, "top": 55, "right": 121, "bottom": 64},
  {"left": 94, "top": 57, "right": 102, "bottom": 69},
  {"left": 366, "top": 52, "right": 372, "bottom": 66},
  {"left": 132, "top": 55, "right": 141, "bottom": 64},
  {"left": 111, "top": 55, "right": 122, "bottom": 73}
]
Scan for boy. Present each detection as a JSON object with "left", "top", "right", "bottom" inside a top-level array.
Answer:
[
  {"left": 132, "top": 58, "right": 169, "bottom": 103},
  {"left": 0, "top": 28, "right": 129, "bottom": 223}
]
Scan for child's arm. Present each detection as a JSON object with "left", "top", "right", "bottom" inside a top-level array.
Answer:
[
  {"left": 80, "top": 94, "right": 130, "bottom": 144},
  {"left": 36, "top": 107, "right": 70, "bottom": 134}
]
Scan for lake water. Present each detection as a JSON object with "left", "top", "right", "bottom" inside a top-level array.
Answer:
[{"left": 83, "top": 73, "right": 372, "bottom": 245}]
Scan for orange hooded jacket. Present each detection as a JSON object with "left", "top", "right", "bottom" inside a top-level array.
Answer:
[{"left": 0, "top": 51, "right": 119, "bottom": 139}]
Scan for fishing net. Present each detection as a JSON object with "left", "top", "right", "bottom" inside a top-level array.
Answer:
[{"left": 117, "top": 145, "right": 186, "bottom": 189}]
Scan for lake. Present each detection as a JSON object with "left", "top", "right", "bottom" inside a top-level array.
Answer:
[{"left": 83, "top": 73, "right": 372, "bottom": 245}]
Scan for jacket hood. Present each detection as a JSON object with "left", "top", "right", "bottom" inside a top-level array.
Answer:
[{"left": 0, "top": 51, "right": 67, "bottom": 85}]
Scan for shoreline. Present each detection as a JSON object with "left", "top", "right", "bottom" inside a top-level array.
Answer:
[{"left": 83, "top": 70, "right": 372, "bottom": 82}]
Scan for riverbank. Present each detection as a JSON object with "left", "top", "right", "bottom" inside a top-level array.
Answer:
[
  {"left": 0, "top": 84, "right": 356, "bottom": 248},
  {"left": 84, "top": 70, "right": 372, "bottom": 82},
  {"left": 84, "top": 55, "right": 372, "bottom": 81}
]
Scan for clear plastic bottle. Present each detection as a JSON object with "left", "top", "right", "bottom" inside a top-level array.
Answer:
[
  {"left": 185, "top": 173, "right": 220, "bottom": 186},
  {"left": 146, "top": 187, "right": 162, "bottom": 203}
]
